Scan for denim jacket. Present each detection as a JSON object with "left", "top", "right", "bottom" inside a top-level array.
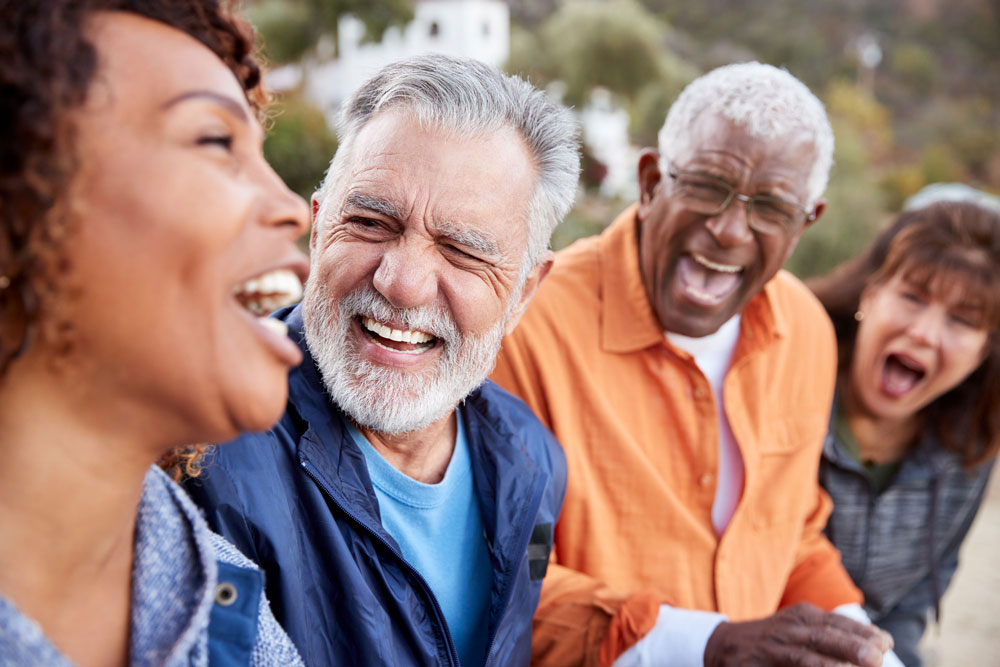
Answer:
[{"left": 0, "top": 466, "right": 303, "bottom": 667}]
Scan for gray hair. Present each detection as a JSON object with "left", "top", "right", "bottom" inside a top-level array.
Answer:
[
  {"left": 657, "top": 62, "right": 834, "bottom": 207},
  {"left": 315, "top": 54, "right": 580, "bottom": 275}
]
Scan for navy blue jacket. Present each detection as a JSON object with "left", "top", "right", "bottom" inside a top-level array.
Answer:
[{"left": 185, "top": 305, "right": 567, "bottom": 666}]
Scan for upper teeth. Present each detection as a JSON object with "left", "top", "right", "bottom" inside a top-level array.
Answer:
[
  {"left": 233, "top": 269, "right": 303, "bottom": 316},
  {"left": 693, "top": 253, "right": 741, "bottom": 273},
  {"left": 363, "top": 317, "right": 434, "bottom": 344}
]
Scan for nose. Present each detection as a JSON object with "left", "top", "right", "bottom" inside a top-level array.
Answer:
[
  {"left": 372, "top": 240, "right": 439, "bottom": 309},
  {"left": 261, "top": 165, "right": 310, "bottom": 239},
  {"left": 907, "top": 305, "right": 946, "bottom": 347},
  {"left": 705, "top": 194, "right": 755, "bottom": 246}
]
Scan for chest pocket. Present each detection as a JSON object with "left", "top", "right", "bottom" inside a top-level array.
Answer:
[
  {"left": 528, "top": 523, "right": 553, "bottom": 581},
  {"left": 750, "top": 412, "right": 827, "bottom": 528}
]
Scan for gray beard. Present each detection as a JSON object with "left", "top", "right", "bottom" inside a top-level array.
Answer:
[{"left": 302, "top": 281, "right": 508, "bottom": 435}]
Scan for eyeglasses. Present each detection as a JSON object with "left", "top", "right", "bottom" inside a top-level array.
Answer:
[{"left": 666, "top": 166, "right": 815, "bottom": 235}]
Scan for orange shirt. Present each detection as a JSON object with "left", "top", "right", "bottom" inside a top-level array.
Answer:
[{"left": 492, "top": 206, "right": 862, "bottom": 666}]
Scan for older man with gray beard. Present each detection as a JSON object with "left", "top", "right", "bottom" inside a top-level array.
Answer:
[{"left": 184, "top": 54, "right": 578, "bottom": 667}]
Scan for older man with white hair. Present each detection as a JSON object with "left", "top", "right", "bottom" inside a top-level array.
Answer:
[
  {"left": 186, "top": 54, "right": 579, "bottom": 666},
  {"left": 493, "top": 62, "right": 900, "bottom": 666}
]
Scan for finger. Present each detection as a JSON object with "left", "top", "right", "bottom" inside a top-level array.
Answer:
[
  {"left": 763, "top": 643, "right": 867, "bottom": 667},
  {"left": 818, "top": 612, "right": 893, "bottom": 651},
  {"left": 796, "top": 626, "right": 885, "bottom": 667}
]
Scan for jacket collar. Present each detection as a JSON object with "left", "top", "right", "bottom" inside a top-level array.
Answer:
[
  {"left": 598, "top": 205, "right": 786, "bottom": 357},
  {"left": 822, "top": 394, "right": 966, "bottom": 482}
]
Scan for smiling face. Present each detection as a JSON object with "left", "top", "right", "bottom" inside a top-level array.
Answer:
[
  {"left": 58, "top": 12, "right": 309, "bottom": 445},
  {"left": 303, "top": 109, "right": 544, "bottom": 434},
  {"left": 636, "top": 114, "right": 823, "bottom": 337},
  {"left": 849, "top": 269, "right": 990, "bottom": 422}
]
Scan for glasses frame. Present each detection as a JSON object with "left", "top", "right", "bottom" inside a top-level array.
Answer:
[{"left": 665, "top": 165, "right": 816, "bottom": 235}]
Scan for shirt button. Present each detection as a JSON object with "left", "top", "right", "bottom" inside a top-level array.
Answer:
[{"left": 699, "top": 473, "right": 713, "bottom": 487}]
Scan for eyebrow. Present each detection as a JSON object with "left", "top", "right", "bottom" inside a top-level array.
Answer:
[
  {"left": 436, "top": 220, "right": 501, "bottom": 256},
  {"left": 344, "top": 191, "right": 405, "bottom": 220},
  {"left": 161, "top": 90, "right": 249, "bottom": 123}
]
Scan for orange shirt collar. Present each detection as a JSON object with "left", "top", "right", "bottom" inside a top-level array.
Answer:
[{"left": 598, "top": 204, "right": 788, "bottom": 355}]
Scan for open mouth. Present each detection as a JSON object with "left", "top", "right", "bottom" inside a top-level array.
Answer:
[
  {"left": 232, "top": 269, "right": 303, "bottom": 337},
  {"left": 359, "top": 316, "right": 438, "bottom": 355},
  {"left": 881, "top": 353, "right": 926, "bottom": 397},
  {"left": 677, "top": 253, "right": 743, "bottom": 305}
]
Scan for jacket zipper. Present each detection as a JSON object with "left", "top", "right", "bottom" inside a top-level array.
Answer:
[
  {"left": 482, "top": 473, "right": 549, "bottom": 667},
  {"left": 299, "top": 457, "right": 462, "bottom": 667}
]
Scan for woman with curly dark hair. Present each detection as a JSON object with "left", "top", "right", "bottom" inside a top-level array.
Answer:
[
  {"left": 0, "top": 2, "right": 309, "bottom": 664},
  {"left": 809, "top": 198, "right": 1000, "bottom": 666}
]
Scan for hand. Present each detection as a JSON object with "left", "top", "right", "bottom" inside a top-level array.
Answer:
[{"left": 703, "top": 603, "right": 893, "bottom": 667}]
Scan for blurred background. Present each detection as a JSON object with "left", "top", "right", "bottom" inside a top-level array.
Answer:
[
  {"left": 245, "top": 0, "right": 1000, "bottom": 281},
  {"left": 245, "top": 2, "right": 1000, "bottom": 664}
]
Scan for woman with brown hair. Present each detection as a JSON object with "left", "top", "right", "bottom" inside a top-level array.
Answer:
[
  {"left": 0, "top": 1, "right": 309, "bottom": 664},
  {"left": 810, "top": 199, "right": 1000, "bottom": 666}
]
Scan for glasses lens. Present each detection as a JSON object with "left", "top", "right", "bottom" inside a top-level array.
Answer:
[
  {"left": 673, "top": 173, "right": 730, "bottom": 213},
  {"left": 749, "top": 196, "right": 800, "bottom": 233}
]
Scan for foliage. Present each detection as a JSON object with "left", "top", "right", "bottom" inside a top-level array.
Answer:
[
  {"left": 784, "top": 117, "right": 887, "bottom": 280},
  {"left": 550, "top": 194, "right": 624, "bottom": 252},
  {"left": 263, "top": 94, "right": 339, "bottom": 200},
  {"left": 248, "top": 0, "right": 414, "bottom": 63},
  {"left": 248, "top": 0, "right": 313, "bottom": 64},
  {"left": 507, "top": 0, "right": 691, "bottom": 109}
]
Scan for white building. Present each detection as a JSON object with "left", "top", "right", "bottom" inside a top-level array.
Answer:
[
  {"left": 287, "top": 0, "right": 509, "bottom": 121},
  {"left": 579, "top": 88, "right": 639, "bottom": 200}
]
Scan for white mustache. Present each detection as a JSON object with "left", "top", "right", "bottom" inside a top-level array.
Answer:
[{"left": 338, "top": 287, "right": 461, "bottom": 347}]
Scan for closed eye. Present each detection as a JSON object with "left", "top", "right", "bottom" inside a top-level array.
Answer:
[
  {"left": 348, "top": 216, "right": 383, "bottom": 229},
  {"left": 950, "top": 311, "right": 983, "bottom": 328},
  {"left": 197, "top": 134, "right": 233, "bottom": 150},
  {"left": 346, "top": 216, "right": 395, "bottom": 240},
  {"left": 443, "top": 243, "right": 481, "bottom": 262}
]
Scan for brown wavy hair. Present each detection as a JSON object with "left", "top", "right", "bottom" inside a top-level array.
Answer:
[
  {"left": 808, "top": 201, "right": 1000, "bottom": 467},
  {"left": 1, "top": 0, "right": 265, "bottom": 479}
]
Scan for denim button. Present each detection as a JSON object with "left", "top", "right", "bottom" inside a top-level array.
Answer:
[{"left": 214, "top": 581, "right": 238, "bottom": 606}]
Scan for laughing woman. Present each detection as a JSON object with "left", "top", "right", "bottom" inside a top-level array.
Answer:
[
  {"left": 0, "top": 1, "right": 309, "bottom": 665},
  {"left": 809, "top": 200, "right": 1000, "bottom": 666}
]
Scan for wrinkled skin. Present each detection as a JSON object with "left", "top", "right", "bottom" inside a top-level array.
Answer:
[{"left": 704, "top": 603, "right": 893, "bottom": 667}]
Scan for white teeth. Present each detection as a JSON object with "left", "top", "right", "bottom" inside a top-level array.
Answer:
[
  {"left": 693, "top": 253, "right": 741, "bottom": 273},
  {"left": 257, "top": 316, "right": 289, "bottom": 338},
  {"left": 234, "top": 269, "right": 303, "bottom": 315},
  {"left": 362, "top": 317, "right": 434, "bottom": 344}
]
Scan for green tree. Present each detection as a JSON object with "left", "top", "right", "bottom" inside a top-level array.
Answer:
[
  {"left": 507, "top": 0, "right": 691, "bottom": 109},
  {"left": 263, "top": 94, "right": 339, "bottom": 201},
  {"left": 248, "top": 0, "right": 414, "bottom": 64}
]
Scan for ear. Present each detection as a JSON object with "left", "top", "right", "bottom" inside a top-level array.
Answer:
[
  {"left": 504, "top": 252, "right": 554, "bottom": 337},
  {"left": 636, "top": 148, "right": 663, "bottom": 224},
  {"left": 857, "top": 281, "right": 877, "bottom": 317},
  {"left": 310, "top": 197, "right": 321, "bottom": 251},
  {"left": 807, "top": 197, "right": 827, "bottom": 228},
  {"left": 782, "top": 197, "right": 828, "bottom": 264}
]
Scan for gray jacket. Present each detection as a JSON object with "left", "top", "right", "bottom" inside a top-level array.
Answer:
[{"left": 820, "top": 416, "right": 994, "bottom": 667}]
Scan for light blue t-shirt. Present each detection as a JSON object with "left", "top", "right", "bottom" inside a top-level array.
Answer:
[{"left": 347, "top": 410, "right": 492, "bottom": 666}]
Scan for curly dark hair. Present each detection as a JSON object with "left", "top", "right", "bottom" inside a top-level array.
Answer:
[
  {"left": 0, "top": 0, "right": 264, "bottom": 373},
  {"left": 1, "top": 0, "right": 266, "bottom": 478},
  {"left": 808, "top": 201, "right": 1000, "bottom": 467}
]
